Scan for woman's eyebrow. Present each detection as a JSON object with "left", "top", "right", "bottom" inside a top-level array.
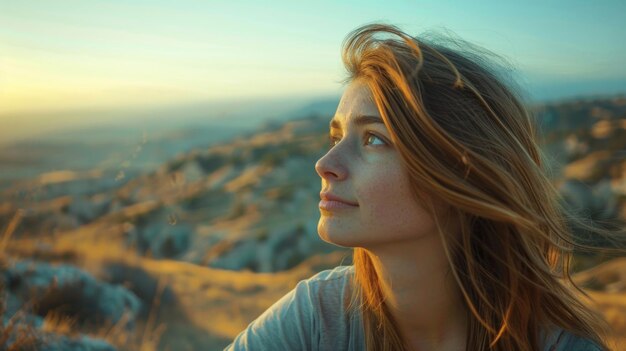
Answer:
[{"left": 329, "top": 115, "right": 384, "bottom": 129}]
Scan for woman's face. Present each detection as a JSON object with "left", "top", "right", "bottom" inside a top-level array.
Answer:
[{"left": 315, "top": 80, "right": 439, "bottom": 249}]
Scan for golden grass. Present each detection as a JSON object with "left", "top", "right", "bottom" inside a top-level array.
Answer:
[
  {"left": 564, "top": 150, "right": 611, "bottom": 180},
  {"left": 0, "top": 209, "right": 24, "bottom": 253},
  {"left": 0, "top": 281, "right": 40, "bottom": 351},
  {"left": 3, "top": 201, "right": 624, "bottom": 350},
  {"left": 138, "top": 278, "right": 167, "bottom": 351},
  {"left": 1, "top": 208, "right": 166, "bottom": 351},
  {"left": 572, "top": 259, "right": 626, "bottom": 350},
  {"left": 41, "top": 310, "right": 78, "bottom": 336}
]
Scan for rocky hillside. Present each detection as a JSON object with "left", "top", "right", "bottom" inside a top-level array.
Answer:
[
  {"left": 1, "top": 114, "right": 344, "bottom": 274},
  {"left": 0, "top": 95, "right": 625, "bottom": 350},
  {"left": 536, "top": 97, "right": 626, "bottom": 255}
]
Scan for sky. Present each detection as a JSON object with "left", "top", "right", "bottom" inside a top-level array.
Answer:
[{"left": 1, "top": 0, "right": 625, "bottom": 142}]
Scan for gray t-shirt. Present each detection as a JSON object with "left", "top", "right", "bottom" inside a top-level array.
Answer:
[{"left": 225, "top": 265, "right": 603, "bottom": 351}]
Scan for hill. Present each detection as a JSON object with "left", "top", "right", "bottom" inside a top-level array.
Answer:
[{"left": 1, "top": 95, "right": 625, "bottom": 350}]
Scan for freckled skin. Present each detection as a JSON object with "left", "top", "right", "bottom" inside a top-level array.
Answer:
[
  {"left": 316, "top": 80, "right": 468, "bottom": 350},
  {"left": 315, "top": 80, "right": 437, "bottom": 250}
]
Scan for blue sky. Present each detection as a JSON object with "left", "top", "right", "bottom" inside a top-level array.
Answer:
[{"left": 1, "top": 0, "right": 625, "bottom": 139}]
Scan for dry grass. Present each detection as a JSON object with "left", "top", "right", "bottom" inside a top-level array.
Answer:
[
  {"left": 0, "top": 270, "right": 167, "bottom": 351},
  {"left": 34, "top": 275, "right": 168, "bottom": 351},
  {"left": 0, "top": 209, "right": 24, "bottom": 253},
  {"left": 3, "top": 202, "right": 625, "bottom": 350},
  {"left": 0, "top": 297, "right": 40, "bottom": 351},
  {"left": 137, "top": 278, "right": 167, "bottom": 351},
  {"left": 1, "top": 208, "right": 166, "bottom": 351},
  {"left": 41, "top": 310, "right": 78, "bottom": 336},
  {"left": 573, "top": 258, "right": 626, "bottom": 350},
  {"left": 0, "top": 209, "right": 40, "bottom": 350},
  {"left": 91, "top": 306, "right": 165, "bottom": 351}
]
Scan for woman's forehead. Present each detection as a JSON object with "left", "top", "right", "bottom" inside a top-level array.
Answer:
[{"left": 334, "top": 81, "right": 381, "bottom": 127}]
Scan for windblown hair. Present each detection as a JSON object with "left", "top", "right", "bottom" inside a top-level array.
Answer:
[{"left": 341, "top": 23, "right": 619, "bottom": 351}]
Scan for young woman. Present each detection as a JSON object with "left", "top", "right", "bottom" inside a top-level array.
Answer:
[{"left": 226, "top": 23, "right": 616, "bottom": 351}]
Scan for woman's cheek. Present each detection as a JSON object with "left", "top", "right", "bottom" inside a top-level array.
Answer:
[{"left": 361, "top": 170, "right": 405, "bottom": 217}]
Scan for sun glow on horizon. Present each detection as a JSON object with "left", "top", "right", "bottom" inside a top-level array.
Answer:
[{"left": 1, "top": 0, "right": 624, "bottom": 139}]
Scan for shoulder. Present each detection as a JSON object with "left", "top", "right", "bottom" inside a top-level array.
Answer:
[
  {"left": 300, "top": 265, "right": 362, "bottom": 350},
  {"left": 295, "top": 265, "right": 356, "bottom": 314},
  {"left": 305, "top": 265, "right": 354, "bottom": 287},
  {"left": 289, "top": 265, "right": 355, "bottom": 304},
  {"left": 225, "top": 265, "right": 358, "bottom": 351},
  {"left": 544, "top": 328, "right": 605, "bottom": 351}
]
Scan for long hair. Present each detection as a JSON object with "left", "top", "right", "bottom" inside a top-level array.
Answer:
[{"left": 341, "top": 23, "right": 620, "bottom": 351}]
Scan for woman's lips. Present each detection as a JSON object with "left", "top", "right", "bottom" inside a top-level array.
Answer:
[
  {"left": 319, "top": 199, "right": 359, "bottom": 210},
  {"left": 319, "top": 192, "right": 358, "bottom": 205}
]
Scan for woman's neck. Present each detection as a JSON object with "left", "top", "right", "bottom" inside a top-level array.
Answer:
[{"left": 365, "top": 233, "right": 468, "bottom": 351}]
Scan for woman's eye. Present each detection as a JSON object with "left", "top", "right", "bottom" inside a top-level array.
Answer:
[
  {"left": 365, "top": 133, "right": 386, "bottom": 146},
  {"left": 327, "top": 133, "right": 386, "bottom": 149}
]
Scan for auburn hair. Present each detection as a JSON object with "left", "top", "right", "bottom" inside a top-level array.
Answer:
[{"left": 341, "top": 23, "right": 618, "bottom": 351}]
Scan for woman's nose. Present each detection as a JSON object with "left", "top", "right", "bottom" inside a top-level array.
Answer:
[{"left": 315, "top": 149, "right": 348, "bottom": 181}]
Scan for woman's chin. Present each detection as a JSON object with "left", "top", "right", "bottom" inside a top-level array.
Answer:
[{"left": 317, "top": 226, "right": 361, "bottom": 248}]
